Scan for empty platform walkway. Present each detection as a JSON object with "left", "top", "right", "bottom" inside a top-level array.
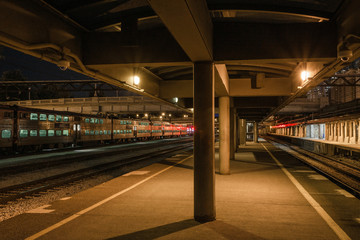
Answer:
[{"left": 0, "top": 140, "right": 358, "bottom": 240}]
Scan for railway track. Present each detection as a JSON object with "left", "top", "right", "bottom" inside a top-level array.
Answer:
[
  {"left": 0, "top": 138, "right": 193, "bottom": 175},
  {"left": 264, "top": 135, "right": 360, "bottom": 198},
  {"left": 0, "top": 141, "right": 193, "bottom": 206}
]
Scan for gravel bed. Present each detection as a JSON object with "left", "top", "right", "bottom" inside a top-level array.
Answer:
[{"left": 0, "top": 173, "right": 114, "bottom": 222}]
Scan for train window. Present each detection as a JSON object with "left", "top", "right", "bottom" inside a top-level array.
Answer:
[
  {"left": 39, "top": 130, "right": 47, "bottom": 137},
  {"left": 85, "top": 130, "right": 90, "bottom": 135},
  {"left": 56, "top": 115, "right": 62, "bottom": 122},
  {"left": 63, "top": 116, "right": 69, "bottom": 122},
  {"left": 117, "top": 130, "right": 120, "bottom": 134},
  {"left": 90, "top": 118, "right": 95, "bottom": 124},
  {"left": 90, "top": 130, "right": 94, "bottom": 135},
  {"left": 77, "top": 124, "right": 81, "bottom": 131},
  {"left": 63, "top": 130, "right": 69, "bottom": 136},
  {"left": 4, "top": 112, "right": 13, "bottom": 118},
  {"left": 56, "top": 130, "right": 62, "bottom": 136},
  {"left": 120, "top": 130, "right": 123, "bottom": 134},
  {"left": 20, "top": 129, "right": 28, "bottom": 138},
  {"left": 100, "top": 130, "right": 103, "bottom": 135},
  {"left": 48, "top": 115, "right": 55, "bottom": 121},
  {"left": 129, "top": 130, "right": 132, "bottom": 133},
  {"left": 30, "top": 130, "right": 37, "bottom": 137},
  {"left": 95, "top": 130, "right": 99, "bottom": 135},
  {"left": 95, "top": 118, "right": 99, "bottom": 124},
  {"left": 20, "top": 113, "right": 28, "bottom": 119},
  {"left": 30, "top": 113, "right": 38, "bottom": 120},
  {"left": 85, "top": 118, "right": 90, "bottom": 123},
  {"left": 120, "top": 120, "right": 124, "bottom": 125},
  {"left": 113, "top": 130, "right": 117, "bottom": 134},
  {"left": 39, "top": 114, "right": 47, "bottom": 121},
  {"left": 48, "top": 130, "right": 55, "bottom": 137},
  {"left": 100, "top": 119, "right": 104, "bottom": 124},
  {"left": 1, "top": 130, "right": 11, "bottom": 138}
]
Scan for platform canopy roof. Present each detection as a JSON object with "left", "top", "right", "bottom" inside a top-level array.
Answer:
[{"left": 0, "top": 0, "right": 359, "bottom": 121}]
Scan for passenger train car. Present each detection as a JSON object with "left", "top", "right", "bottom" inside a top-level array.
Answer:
[
  {"left": 269, "top": 115, "right": 360, "bottom": 144},
  {"left": 0, "top": 104, "right": 192, "bottom": 153}
]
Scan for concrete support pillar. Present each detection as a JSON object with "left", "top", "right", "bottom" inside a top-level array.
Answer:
[
  {"left": 193, "top": 62, "right": 215, "bottom": 222},
  {"left": 219, "top": 96, "right": 230, "bottom": 174},
  {"left": 238, "top": 119, "right": 246, "bottom": 146},
  {"left": 230, "top": 107, "right": 236, "bottom": 159},
  {"left": 236, "top": 117, "right": 240, "bottom": 149},
  {"left": 253, "top": 122, "right": 258, "bottom": 143}
]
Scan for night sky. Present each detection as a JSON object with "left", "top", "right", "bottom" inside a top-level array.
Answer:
[{"left": 0, "top": 46, "right": 92, "bottom": 81}]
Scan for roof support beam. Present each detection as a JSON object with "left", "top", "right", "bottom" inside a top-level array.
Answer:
[
  {"left": 215, "top": 64, "right": 229, "bottom": 96},
  {"left": 147, "top": 0, "right": 213, "bottom": 61}
]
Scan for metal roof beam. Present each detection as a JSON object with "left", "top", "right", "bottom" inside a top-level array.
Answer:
[{"left": 147, "top": 0, "right": 213, "bottom": 61}]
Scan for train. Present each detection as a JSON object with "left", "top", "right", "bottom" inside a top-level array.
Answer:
[
  {"left": 269, "top": 115, "right": 360, "bottom": 144},
  {"left": 0, "top": 104, "right": 194, "bottom": 153}
]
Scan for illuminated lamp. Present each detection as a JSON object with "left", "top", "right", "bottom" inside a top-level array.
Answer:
[{"left": 133, "top": 76, "right": 140, "bottom": 85}]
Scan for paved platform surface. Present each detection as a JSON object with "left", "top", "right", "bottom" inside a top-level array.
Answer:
[{"left": 0, "top": 140, "right": 359, "bottom": 240}]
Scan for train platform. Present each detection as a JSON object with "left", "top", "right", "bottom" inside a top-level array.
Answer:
[{"left": 0, "top": 140, "right": 359, "bottom": 240}]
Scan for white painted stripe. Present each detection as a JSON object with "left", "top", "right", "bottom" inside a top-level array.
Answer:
[
  {"left": 25, "top": 155, "right": 193, "bottom": 240},
  {"left": 335, "top": 189, "right": 355, "bottom": 198},
  {"left": 26, "top": 205, "right": 54, "bottom": 214},
  {"left": 59, "top": 197, "right": 72, "bottom": 201},
  {"left": 261, "top": 143, "right": 351, "bottom": 240},
  {"left": 293, "top": 170, "right": 316, "bottom": 173},
  {"left": 123, "top": 170, "right": 150, "bottom": 176},
  {"left": 308, "top": 174, "right": 329, "bottom": 180}
]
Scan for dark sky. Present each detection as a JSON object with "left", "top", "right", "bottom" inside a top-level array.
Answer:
[{"left": 0, "top": 46, "right": 93, "bottom": 81}]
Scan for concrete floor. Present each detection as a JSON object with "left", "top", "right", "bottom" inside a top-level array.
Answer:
[{"left": 0, "top": 140, "right": 358, "bottom": 240}]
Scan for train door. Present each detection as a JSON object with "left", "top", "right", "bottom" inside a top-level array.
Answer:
[
  {"left": 133, "top": 125, "right": 137, "bottom": 138},
  {"left": 72, "top": 117, "right": 81, "bottom": 145}
]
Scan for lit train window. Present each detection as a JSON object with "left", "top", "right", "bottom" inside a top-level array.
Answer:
[
  {"left": 39, "top": 130, "right": 46, "bottom": 137},
  {"left": 30, "top": 130, "right": 37, "bottom": 137},
  {"left": 85, "top": 130, "right": 90, "bottom": 135},
  {"left": 113, "top": 130, "right": 117, "bottom": 134},
  {"left": 30, "top": 113, "right": 38, "bottom": 120},
  {"left": 56, "top": 130, "right": 62, "bottom": 136},
  {"left": 20, "top": 129, "right": 28, "bottom": 138},
  {"left": 95, "top": 130, "right": 99, "bottom": 135},
  {"left": 120, "top": 130, "right": 124, "bottom": 134},
  {"left": 100, "top": 130, "right": 103, "bottom": 135},
  {"left": 90, "top": 118, "right": 95, "bottom": 123},
  {"left": 77, "top": 124, "right": 81, "bottom": 131},
  {"left": 95, "top": 119, "right": 99, "bottom": 124},
  {"left": 90, "top": 130, "right": 94, "bottom": 135},
  {"left": 117, "top": 130, "right": 120, "bottom": 134},
  {"left": 48, "top": 115, "right": 55, "bottom": 121},
  {"left": 63, "top": 130, "right": 69, "bottom": 136},
  {"left": 39, "top": 114, "right": 47, "bottom": 121},
  {"left": 120, "top": 120, "right": 124, "bottom": 125},
  {"left": 56, "top": 115, "right": 62, "bottom": 122},
  {"left": 63, "top": 116, "right": 69, "bottom": 122},
  {"left": 100, "top": 119, "right": 104, "bottom": 124},
  {"left": 85, "top": 118, "right": 90, "bottom": 123},
  {"left": 73, "top": 124, "right": 76, "bottom": 131},
  {"left": 1, "top": 130, "right": 11, "bottom": 138},
  {"left": 48, "top": 130, "right": 55, "bottom": 137}
]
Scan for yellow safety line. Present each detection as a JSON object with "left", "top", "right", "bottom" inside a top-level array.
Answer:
[
  {"left": 261, "top": 143, "right": 351, "bottom": 240},
  {"left": 26, "top": 155, "right": 193, "bottom": 240}
]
